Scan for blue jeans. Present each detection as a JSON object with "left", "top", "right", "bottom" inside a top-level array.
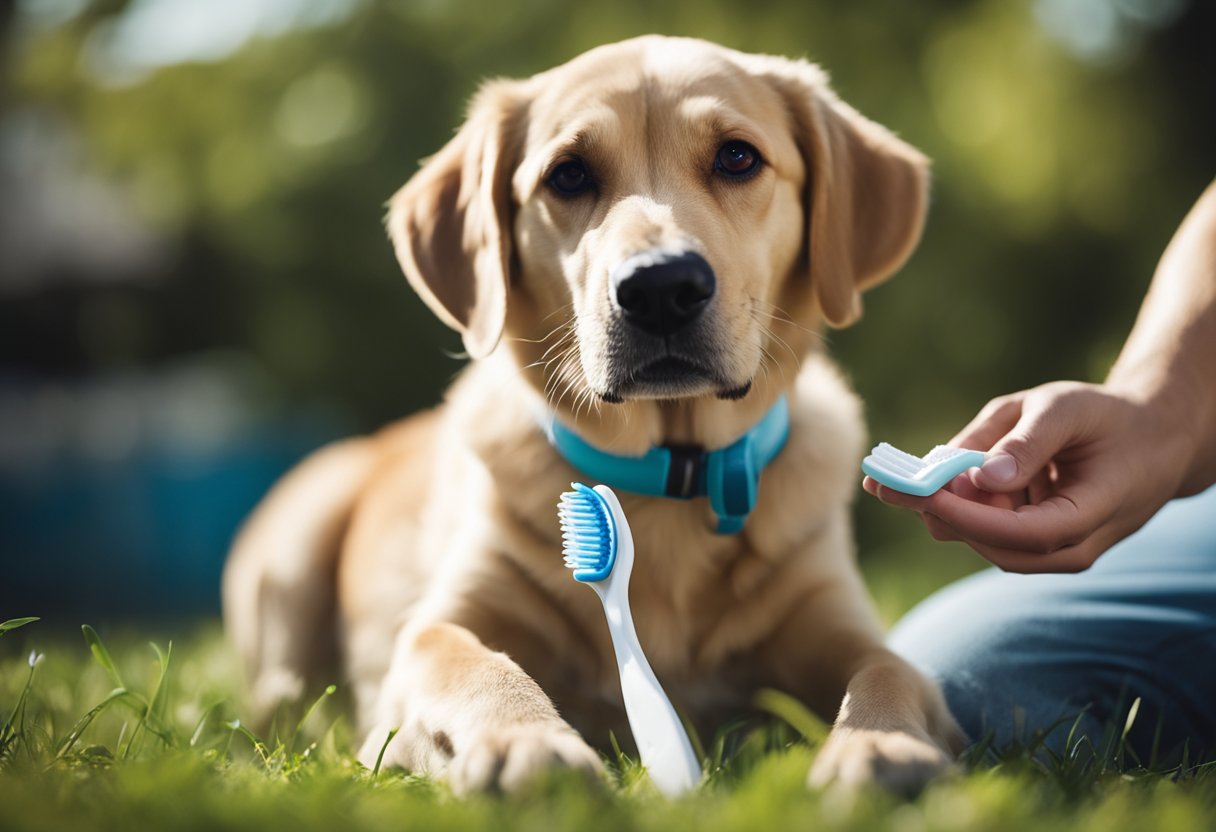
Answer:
[{"left": 889, "top": 486, "right": 1216, "bottom": 765}]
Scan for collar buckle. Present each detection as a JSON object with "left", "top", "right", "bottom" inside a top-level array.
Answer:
[{"left": 663, "top": 444, "right": 705, "bottom": 498}]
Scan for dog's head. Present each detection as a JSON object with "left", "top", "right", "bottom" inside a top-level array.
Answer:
[{"left": 388, "top": 36, "right": 926, "bottom": 408}]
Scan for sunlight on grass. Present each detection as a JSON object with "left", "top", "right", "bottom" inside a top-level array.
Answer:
[{"left": 1, "top": 617, "right": 1213, "bottom": 831}]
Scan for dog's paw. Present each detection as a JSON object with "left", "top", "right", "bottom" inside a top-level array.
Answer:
[
  {"left": 808, "top": 728, "right": 955, "bottom": 795},
  {"left": 448, "top": 724, "right": 604, "bottom": 796}
]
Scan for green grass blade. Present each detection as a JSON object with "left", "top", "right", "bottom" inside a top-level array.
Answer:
[
  {"left": 81, "top": 625, "right": 125, "bottom": 688},
  {"left": 1119, "top": 696, "right": 1141, "bottom": 770},
  {"left": 146, "top": 642, "right": 175, "bottom": 744},
  {"left": 225, "top": 720, "right": 277, "bottom": 768},
  {"left": 680, "top": 711, "right": 707, "bottom": 773},
  {"left": 1148, "top": 711, "right": 1165, "bottom": 771},
  {"left": 148, "top": 641, "right": 173, "bottom": 720},
  {"left": 0, "top": 661, "right": 41, "bottom": 766},
  {"left": 121, "top": 641, "right": 176, "bottom": 759},
  {"left": 0, "top": 617, "right": 40, "bottom": 636},
  {"left": 189, "top": 702, "right": 221, "bottom": 749},
  {"left": 287, "top": 684, "right": 337, "bottom": 756},
  {"left": 371, "top": 727, "right": 399, "bottom": 778},
  {"left": 605, "top": 730, "right": 646, "bottom": 789},
  {"left": 55, "top": 687, "right": 129, "bottom": 762},
  {"left": 753, "top": 689, "right": 829, "bottom": 745}
]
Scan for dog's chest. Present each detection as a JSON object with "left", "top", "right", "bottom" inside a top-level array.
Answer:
[{"left": 606, "top": 497, "right": 780, "bottom": 671}]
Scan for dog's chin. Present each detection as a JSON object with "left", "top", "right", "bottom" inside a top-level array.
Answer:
[{"left": 597, "top": 357, "right": 752, "bottom": 403}]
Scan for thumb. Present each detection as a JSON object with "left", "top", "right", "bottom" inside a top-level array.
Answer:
[{"left": 973, "top": 397, "right": 1073, "bottom": 493}]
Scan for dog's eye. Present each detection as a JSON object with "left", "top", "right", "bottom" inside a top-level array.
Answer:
[
  {"left": 714, "top": 141, "right": 761, "bottom": 178},
  {"left": 547, "top": 160, "right": 594, "bottom": 197}
]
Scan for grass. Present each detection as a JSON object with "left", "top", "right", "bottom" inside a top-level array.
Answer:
[{"left": 2, "top": 615, "right": 1214, "bottom": 832}]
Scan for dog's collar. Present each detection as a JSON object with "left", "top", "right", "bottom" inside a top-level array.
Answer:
[{"left": 542, "top": 396, "right": 789, "bottom": 534}]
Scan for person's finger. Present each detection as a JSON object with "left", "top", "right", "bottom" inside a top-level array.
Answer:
[
  {"left": 949, "top": 394, "right": 1025, "bottom": 452},
  {"left": 971, "top": 394, "right": 1081, "bottom": 494},
  {"left": 867, "top": 481, "right": 934, "bottom": 512},
  {"left": 945, "top": 473, "right": 1028, "bottom": 510},
  {"left": 874, "top": 484, "right": 1104, "bottom": 554},
  {"left": 1025, "top": 463, "right": 1056, "bottom": 506},
  {"left": 921, "top": 512, "right": 962, "bottom": 542},
  {"left": 965, "top": 529, "right": 1113, "bottom": 574},
  {"left": 868, "top": 470, "right": 1115, "bottom": 566}
]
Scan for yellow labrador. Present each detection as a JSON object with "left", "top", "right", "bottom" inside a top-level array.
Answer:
[{"left": 223, "top": 35, "right": 963, "bottom": 794}]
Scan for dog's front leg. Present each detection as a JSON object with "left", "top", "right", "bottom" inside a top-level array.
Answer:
[
  {"left": 763, "top": 569, "right": 964, "bottom": 794},
  {"left": 807, "top": 646, "right": 965, "bottom": 794},
  {"left": 357, "top": 620, "right": 603, "bottom": 794}
]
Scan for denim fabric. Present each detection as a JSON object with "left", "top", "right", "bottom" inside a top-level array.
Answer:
[{"left": 889, "top": 486, "right": 1216, "bottom": 764}]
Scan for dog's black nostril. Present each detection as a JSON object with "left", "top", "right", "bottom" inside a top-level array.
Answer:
[
  {"left": 673, "top": 282, "right": 712, "bottom": 315},
  {"left": 611, "top": 250, "right": 716, "bottom": 337},
  {"left": 616, "top": 281, "right": 649, "bottom": 318}
]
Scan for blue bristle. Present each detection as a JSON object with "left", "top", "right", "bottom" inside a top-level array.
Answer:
[{"left": 557, "top": 482, "right": 617, "bottom": 582}]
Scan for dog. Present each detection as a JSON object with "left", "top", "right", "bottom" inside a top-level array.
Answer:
[{"left": 222, "top": 35, "right": 963, "bottom": 794}]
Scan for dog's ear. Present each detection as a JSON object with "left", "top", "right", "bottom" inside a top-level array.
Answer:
[
  {"left": 753, "top": 58, "right": 929, "bottom": 327},
  {"left": 386, "top": 81, "right": 527, "bottom": 358}
]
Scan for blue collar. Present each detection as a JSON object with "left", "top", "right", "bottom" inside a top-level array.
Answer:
[{"left": 543, "top": 396, "right": 789, "bottom": 534}]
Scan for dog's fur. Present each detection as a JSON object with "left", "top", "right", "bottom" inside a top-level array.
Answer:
[{"left": 222, "top": 36, "right": 963, "bottom": 794}]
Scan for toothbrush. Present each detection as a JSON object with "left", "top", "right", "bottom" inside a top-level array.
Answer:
[
  {"left": 861, "top": 442, "right": 987, "bottom": 497},
  {"left": 557, "top": 482, "right": 701, "bottom": 797}
]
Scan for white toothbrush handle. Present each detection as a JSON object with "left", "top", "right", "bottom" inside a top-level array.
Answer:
[{"left": 600, "top": 597, "right": 701, "bottom": 796}]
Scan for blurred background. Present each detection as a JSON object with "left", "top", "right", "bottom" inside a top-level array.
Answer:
[{"left": 1, "top": 0, "right": 1212, "bottom": 623}]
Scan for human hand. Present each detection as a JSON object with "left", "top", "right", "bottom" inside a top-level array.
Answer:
[{"left": 862, "top": 381, "right": 1196, "bottom": 573}]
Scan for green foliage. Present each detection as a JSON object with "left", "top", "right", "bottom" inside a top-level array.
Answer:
[
  {"left": 0, "top": 622, "right": 1214, "bottom": 831},
  {"left": 0, "top": 617, "right": 40, "bottom": 636}
]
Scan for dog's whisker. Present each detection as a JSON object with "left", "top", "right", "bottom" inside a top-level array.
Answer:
[
  {"left": 756, "top": 300, "right": 814, "bottom": 331},
  {"left": 539, "top": 303, "right": 576, "bottom": 325},
  {"left": 537, "top": 324, "right": 577, "bottom": 362},
  {"left": 753, "top": 323, "right": 793, "bottom": 390},
  {"left": 545, "top": 361, "right": 572, "bottom": 408},
  {"left": 578, "top": 384, "right": 597, "bottom": 420},
  {"left": 766, "top": 328, "right": 802, "bottom": 371},
  {"left": 577, "top": 381, "right": 603, "bottom": 420},
  {"left": 751, "top": 310, "right": 806, "bottom": 378},
  {"left": 547, "top": 345, "right": 591, "bottom": 413},
  {"left": 513, "top": 318, "right": 578, "bottom": 377},
  {"left": 760, "top": 342, "right": 788, "bottom": 392},
  {"left": 553, "top": 372, "right": 579, "bottom": 411},
  {"left": 756, "top": 302, "right": 825, "bottom": 345},
  {"left": 756, "top": 344, "right": 774, "bottom": 390},
  {"left": 571, "top": 385, "right": 588, "bottom": 420},
  {"left": 507, "top": 311, "right": 575, "bottom": 347},
  {"left": 513, "top": 304, "right": 578, "bottom": 344},
  {"left": 757, "top": 344, "right": 772, "bottom": 381},
  {"left": 540, "top": 335, "right": 581, "bottom": 402},
  {"left": 539, "top": 342, "right": 575, "bottom": 381}
]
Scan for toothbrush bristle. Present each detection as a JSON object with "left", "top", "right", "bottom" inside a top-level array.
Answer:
[
  {"left": 865, "top": 443, "right": 971, "bottom": 477},
  {"left": 557, "top": 483, "right": 617, "bottom": 582},
  {"left": 923, "top": 445, "right": 966, "bottom": 464},
  {"left": 867, "top": 442, "right": 925, "bottom": 475}
]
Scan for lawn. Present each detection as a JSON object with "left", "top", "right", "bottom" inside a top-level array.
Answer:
[{"left": 2, "top": 611, "right": 1213, "bottom": 832}]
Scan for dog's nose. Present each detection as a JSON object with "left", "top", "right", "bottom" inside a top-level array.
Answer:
[{"left": 611, "top": 250, "right": 716, "bottom": 337}]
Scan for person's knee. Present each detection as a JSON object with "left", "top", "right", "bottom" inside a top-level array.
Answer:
[
  {"left": 889, "top": 570, "right": 1101, "bottom": 748},
  {"left": 889, "top": 569, "right": 1049, "bottom": 680}
]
